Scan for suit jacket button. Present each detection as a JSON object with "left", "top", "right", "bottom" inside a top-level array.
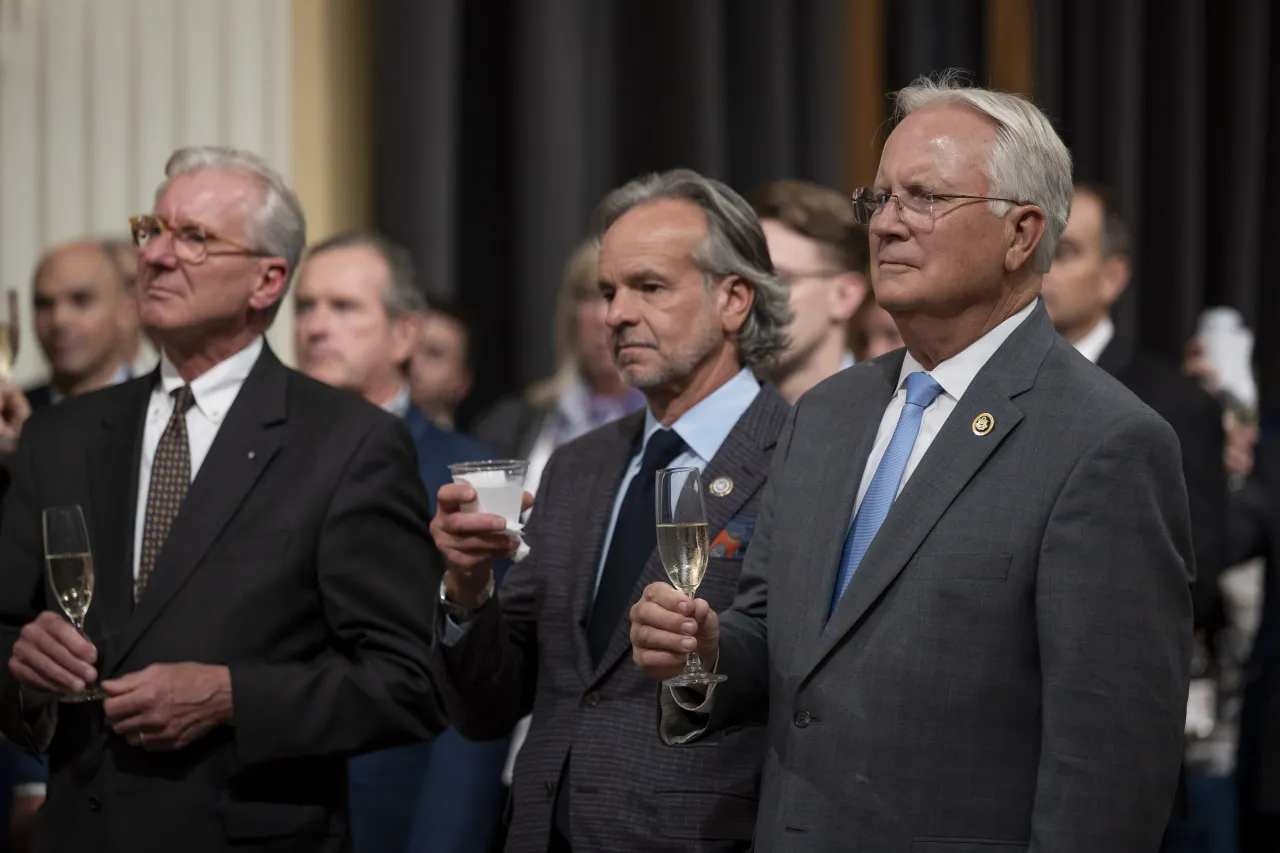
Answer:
[
  {"left": 88, "top": 796, "right": 103, "bottom": 812},
  {"left": 793, "top": 710, "right": 812, "bottom": 728},
  {"left": 584, "top": 692, "right": 601, "bottom": 708}
]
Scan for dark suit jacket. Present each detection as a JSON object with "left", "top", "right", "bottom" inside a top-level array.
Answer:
[
  {"left": 665, "top": 305, "right": 1194, "bottom": 852},
  {"left": 348, "top": 405, "right": 505, "bottom": 853},
  {"left": 432, "top": 385, "right": 791, "bottom": 853},
  {"left": 404, "top": 405, "right": 493, "bottom": 515},
  {"left": 1098, "top": 339, "right": 1228, "bottom": 628},
  {"left": 0, "top": 345, "right": 446, "bottom": 853},
  {"left": 21, "top": 385, "right": 53, "bottom": 413}
]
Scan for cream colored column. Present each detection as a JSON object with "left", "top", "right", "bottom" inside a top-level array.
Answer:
[{"left": 0, "top": 0, "right": 294, "bottom": 384}]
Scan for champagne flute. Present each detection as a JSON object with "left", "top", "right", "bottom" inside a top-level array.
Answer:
[
  {"left": 42, "top": 505, "right": 105, "bottom": 703},
  {"left": 656, "top": 467, "right": 726, "bottom": 688}
]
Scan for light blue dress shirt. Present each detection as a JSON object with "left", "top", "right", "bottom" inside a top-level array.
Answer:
[{"left": 590, "top": 368, "right": 761, "bottom": 599}]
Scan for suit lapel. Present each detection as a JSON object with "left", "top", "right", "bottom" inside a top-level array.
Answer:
[
  {"left": 110, "top": 349, "right": 288, "bottom": 673},
  {"left": 800, "top": 356, "right": 902, "bottom": 642},
  {"left": 85, "top": 377, "right": 153, "bottom": 669},
  {"left": 802, "top": 305, "right": 1058, "bottom": 681},
  {"left": 566, "top": 416, "right": 641, "bottom": 687},
  {"left": 588, "top": 387, "right": 790, "bottom": 686}
]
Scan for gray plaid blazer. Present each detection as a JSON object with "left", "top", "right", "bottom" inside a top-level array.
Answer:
[
  {"left": 432, "top": 385, "right": 790, "bottom": 852},
  {"left": 663, "top": 303, "right": 1196, "bottom": 853}
]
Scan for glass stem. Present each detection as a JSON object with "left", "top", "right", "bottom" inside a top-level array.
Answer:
[{"left": 685, "top": 651, "right": 705, "bottom": 675}]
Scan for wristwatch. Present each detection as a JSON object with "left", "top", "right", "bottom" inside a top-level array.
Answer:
[{"left": 438, "top": 572, "right": 494, "bottom": 623}]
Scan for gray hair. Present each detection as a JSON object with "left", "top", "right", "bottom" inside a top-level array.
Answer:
[
  {"left": 893, "top": 72, "right": 1073, "bottom": 274},
  {"left": 160, "top": 146, "right": 307, "bottom": 316},
  {"left": 588, "top": 169, "right": 792, "bottom": 369},
  {"left": 303, "top": 231, "right": 428, "bottom": 319}
]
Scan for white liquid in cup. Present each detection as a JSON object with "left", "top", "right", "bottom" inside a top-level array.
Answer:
[{"left": 452, "top": 469, "right": 525, "bottom": 526}]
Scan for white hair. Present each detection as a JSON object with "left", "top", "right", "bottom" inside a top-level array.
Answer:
[
  {"left": 159, "top": 146, "right": 307, "bottom": 313},
  {"left": 893, "top": 73, "right": 1072, "bottom": 274}
]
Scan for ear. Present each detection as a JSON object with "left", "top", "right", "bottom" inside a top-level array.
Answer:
[
  {"left": 717, "top": 275, "right": 754, "bottom": 335},
  {"left": 1099, "top": 255, "right": 1131, "bottom": 307},
  {"left": 1005, "top": 206, "right": 1047, "bottom": 273},
  {"left": 248, "top": 259, "right": 291, "bottom": 314},
  {"left": 390, "top": 312, "right": 423, "bottom": 366},
  {"left": 829, "top": 272, "right": 868, "bottom": 323}
]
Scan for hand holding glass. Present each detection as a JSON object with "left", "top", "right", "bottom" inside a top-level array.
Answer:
[
  {"left": 656, "top": 467, "right": 726, "bottom": 688},
  {"left": 42, "top": 505, "right": 105, "bottom": 702},
  {"left": 448, "top": 460, "right": 530, "bottom": 531}
]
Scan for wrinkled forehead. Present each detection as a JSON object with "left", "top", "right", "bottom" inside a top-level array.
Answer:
[
  {"left": 877, "top": 104, "right": 998, "bottom": 192},
  {"left": 155, "top": 169, "right": 263, "bottom": 237}
]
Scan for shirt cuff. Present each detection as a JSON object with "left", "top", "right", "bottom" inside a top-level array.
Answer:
[
  {"left": 12, "top": 782, "right": 45, "bottom": 799},
  {"left": 441, "top": 614, "right": 473, "bottom": 647}
]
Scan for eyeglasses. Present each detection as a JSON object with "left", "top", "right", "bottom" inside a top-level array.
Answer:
[
  {"left": 128, "top": 214, "right": 271, "bottom": 265},
  {"left": 851, "top": 186, "right": 1028, "bottom": 227}
]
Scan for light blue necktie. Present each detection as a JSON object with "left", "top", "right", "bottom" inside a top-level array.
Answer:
[{"left": 831, "top": 371, "right": 944, "bottom": 612}]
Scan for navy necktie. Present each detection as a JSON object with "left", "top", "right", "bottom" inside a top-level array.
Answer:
[
  {"left": 831, "top": 372, "right": 943, "bottom": 612},
  {"left": 587, "top": 428, "right": 688, "bottom": 665}
]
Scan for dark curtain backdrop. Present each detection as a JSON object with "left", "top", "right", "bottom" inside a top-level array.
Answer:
[
  {"left": 1034, "top": 0, "right": 1279, "bottom": 409},
  {"left": 373, "top": 0, "right": 850, "bottom": 429}
]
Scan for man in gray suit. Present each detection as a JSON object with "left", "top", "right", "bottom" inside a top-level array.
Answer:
[
  {"left": 632, "top": 77, "right": 1195, "bottom": 852},
  {"left": 429, "top": 170, "right": 793, "bottom": 852}
]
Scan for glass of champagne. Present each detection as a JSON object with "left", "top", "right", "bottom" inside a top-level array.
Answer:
[
  {"left": 656, "top": 467, "right": 726, "bottom": 688},
  {"left": 42, "top": 505, "right": 104, "bottom": 703}
]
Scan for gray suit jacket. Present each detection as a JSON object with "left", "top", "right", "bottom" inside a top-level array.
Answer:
[
  {"left": 432, "top": 385, "right": 790, "bottom": 853},
  {"left": 662, "top": 305, "right": 1194, "bottom": 853}
]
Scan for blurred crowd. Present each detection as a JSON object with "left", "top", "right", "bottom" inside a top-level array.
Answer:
[{"left": 0, "top": 80, "right": 1273, "bottom": 853}]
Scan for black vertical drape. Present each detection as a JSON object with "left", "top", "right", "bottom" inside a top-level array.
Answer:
[
  {"left": 1035, "top": 0, "right": 1278, "bottom": 408},
  {"left": 373, "top": 0, "right": 850, "bottom": 429}
]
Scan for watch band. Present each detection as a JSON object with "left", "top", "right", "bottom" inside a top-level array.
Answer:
[{"left": 439, "top": 572, "right": 494, "bottom": 622}]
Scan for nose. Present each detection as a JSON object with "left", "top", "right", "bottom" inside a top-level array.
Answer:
[
  {"left": 604, "top": 289, "right": 640, "bottom": 331},
  {"left": 868, "top": 197, "right": 909, "bottom": 241},
  {"left": 139, "top": 231, "right": 178, "bottom": 268}
]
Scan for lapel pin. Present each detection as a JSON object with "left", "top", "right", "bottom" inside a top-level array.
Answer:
[
  {"left": 709, "top": 476, "right": 733, "bottom": 497},
  {"left": 247, "top": 450, "right": 256, "bottom": 460},
  {"left": 972, "top": 413, "right": 994, "bottom": 436}
]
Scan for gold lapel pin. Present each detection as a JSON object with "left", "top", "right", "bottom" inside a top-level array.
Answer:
[
  {"left": 709, "top": 476, "right": 734, "bottom": 497},
  {"left": 972, "top": 413, "right": 995, "bottom": 436}
]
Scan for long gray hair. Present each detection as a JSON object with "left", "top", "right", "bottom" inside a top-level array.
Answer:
[{"left": 588, "top": 169, "right": 792, "bottom": 369}]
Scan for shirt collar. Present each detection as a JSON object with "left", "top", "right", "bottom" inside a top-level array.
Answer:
[
  {"left": 1071, "top": 316, "right": 1115, "bottom": 365},
  {"left": 381, "top": 385, "right": 412, "bottom": 418},
  {"left": 158, "top": 336, "right": 264, "bottom": 424},
  {"left": 840, "top": 350, "right": 856, "bottom": 371},
  {"left": 897, "top": 298, "right": 1038, "bottom": 401},
  {"left": 640, "top": 368, "right": 761, "bottom": 462}
]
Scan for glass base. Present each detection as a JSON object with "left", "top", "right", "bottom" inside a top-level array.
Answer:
[
  {"left": 59, "top": 686, "right": 106, "bottom": 704},
  {"left": 664, "top": 670, "right": 727, "bottom": 688}
]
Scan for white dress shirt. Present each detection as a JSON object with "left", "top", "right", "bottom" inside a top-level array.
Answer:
[
  {"left": 851, "top": 298, "right": 1038, "bottom": 518},
  {"left": 1071, "top": 316, "right": 1115, "bottom": 365},
  {"left": 131, "top": 337, "right": 264, "bottom": 580}
]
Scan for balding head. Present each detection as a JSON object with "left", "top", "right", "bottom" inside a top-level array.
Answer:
[{"left": 33, "top": 240, "right": 131, "bottom": 395}]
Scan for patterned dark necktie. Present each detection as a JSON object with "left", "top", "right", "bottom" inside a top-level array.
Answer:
[{"left": 135, "top": 386, "right": 195, "bottom": 602}]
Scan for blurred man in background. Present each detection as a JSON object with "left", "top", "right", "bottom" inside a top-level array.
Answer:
[
  {"left": 408, "top": 296, "right": 474, "bottom": 431},
  {"left": 1044, "top": 182, "right": 1231, "bottom": 853},
  {"left": 848, "top": 296, "right": 905, "bottom": 363},
  {"left": 294, "top": 231, "right": 507, "bottom": 853},
  {"left": 750, "top": 179, "right": 867, "bottom": 403},
  {"left": 27, "top": 240, "right": 136, "bottom": 408},
  {"left": 1043, "top": 184, "right": 1227, "bottom": 629}
]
